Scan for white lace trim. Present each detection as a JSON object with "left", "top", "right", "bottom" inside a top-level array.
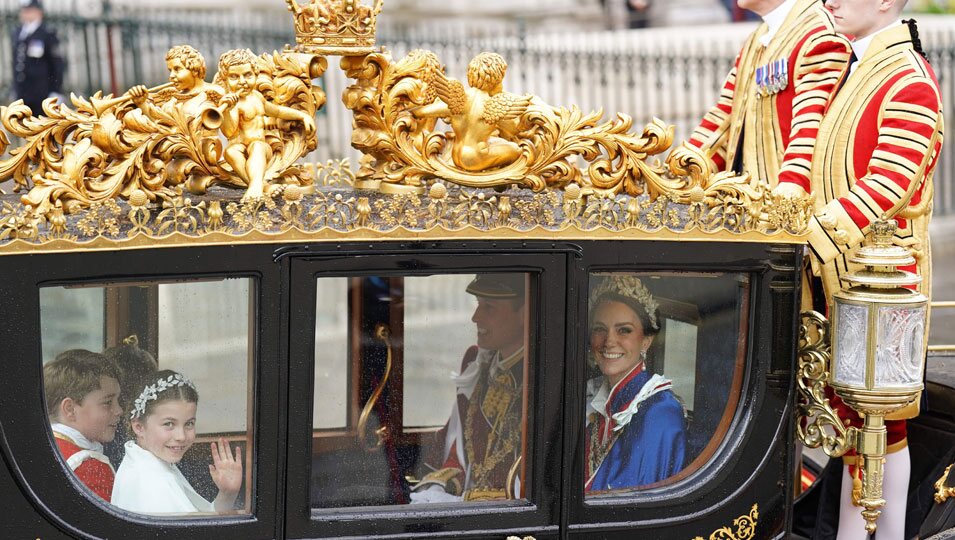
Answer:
[{"left": 610, "top": 374, "right": 673, "bottom": 432}]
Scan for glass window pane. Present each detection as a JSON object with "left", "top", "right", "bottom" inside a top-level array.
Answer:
[
  {"left": 585, "top": 272, "right": 747, "bottom": 496},
  {"left": 313, "top": 277, "right": 349, "bottom": 429},
  {"left": 40, "top": 286, "right": 104, "bottom": 362},
  {"left": 40, "top": 278, "right": 254, "bottom": 517},
  {"left": 311, "top": 273, "right": 532, "bottom": 509},
  {"left": 402, "top": 275, "right": 476, "bottom": 428}
]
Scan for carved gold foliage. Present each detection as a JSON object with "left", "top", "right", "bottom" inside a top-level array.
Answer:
[
  {"left": 795, "top": 311, "right": 855, "bottom": 458},
  {"left": 339, "top": 47, "right": 810, "bottom": 238},
  {"left": 0, "top": 200, "right": 42, "bottom": 241},
  {"left": 76, "top": 199, "right": 123, "bottom": 238},
  {"left": 343, "top": 50, "right": 689, "bottom": 197},
  {"left": 935, "top": 464, "right": 954, "bottom": 504},
  {"left": 311, "top": 158, "right": 357, "bottom": 187},
  {"left": 156, "top": 189, "right": 207, "bottom": 235},
  {"left": 0, "top": 49, "right": 323, "bottom": 215},
  {"left": 692, "top": 504, "right": 759, "bottom": 540}
]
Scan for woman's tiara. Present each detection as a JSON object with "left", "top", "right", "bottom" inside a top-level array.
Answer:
[{"left": 589, "top": 274, "right": 659, "bottom": 330}]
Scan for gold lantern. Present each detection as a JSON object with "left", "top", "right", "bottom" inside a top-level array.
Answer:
[{"left": 798, "top": 219, "right": 927, "bottom": 534}]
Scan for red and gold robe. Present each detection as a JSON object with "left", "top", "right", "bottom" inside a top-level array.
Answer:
[
  {"left": 794, "top": 23, "right": 944, "bottom": 440},
  {"left": 683, "top": 0, "right": 851, "bottom": 188},
  {"left": 53, "top": 431, "right": 115, "bottom": 501}
]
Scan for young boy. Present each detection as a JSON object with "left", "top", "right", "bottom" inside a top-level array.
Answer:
[{"left": 44, "top": 349, "right": 124, "bottom": 501}]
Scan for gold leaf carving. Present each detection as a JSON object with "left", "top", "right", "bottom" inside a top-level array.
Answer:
[{"left": 691, "top": 504, "right": 759, "bottom": 540}]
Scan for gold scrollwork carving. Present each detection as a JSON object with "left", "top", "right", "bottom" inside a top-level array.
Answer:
[
  {"left": 357, "top": 324, "right": 392, "bottom": 451},
  {"left": 339, "top": 47, "right": 812, "bottom": 233},
  {"left": 935, "top": 464, "right": 955, "bottom": 504},
  {"left": 795, "top": 311, "right": 856, "bottom": 457},
  {"left": 0, "top": 45, "right": 326, "bottom": 214},
  {"left": 691, "top": 504, "right": 759, "bottom": 540}
]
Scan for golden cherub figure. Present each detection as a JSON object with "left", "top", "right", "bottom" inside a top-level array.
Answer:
[
  {"left": 127, "top": 45, "right": 222, "bottom": 121},
  {"left": 413, "top": 52, "right": 532, "bottom": 172},
  {"left": 216, "top": 49, "right": 316, "bottom": 200}
]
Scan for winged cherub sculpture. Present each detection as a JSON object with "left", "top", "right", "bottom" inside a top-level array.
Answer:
[{"left": 412, "top": 52, "right": 532, "bottom": 173}]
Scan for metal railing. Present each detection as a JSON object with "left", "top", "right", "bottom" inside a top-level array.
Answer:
[{"left": 1, "top": 7, "right": 954, "bottom": 214}]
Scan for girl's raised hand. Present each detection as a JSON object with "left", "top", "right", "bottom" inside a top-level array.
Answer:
[{"left": 209, "top": 438, "right": 243, "bottom": 496}]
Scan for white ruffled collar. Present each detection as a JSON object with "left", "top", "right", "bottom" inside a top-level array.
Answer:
[{"left": 51, "top": 423, "right": 104, "bottom": 454}]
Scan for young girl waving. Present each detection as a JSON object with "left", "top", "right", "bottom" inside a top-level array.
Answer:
[{"left": 111, "top": 370, "right": 243, "bottom": 514}]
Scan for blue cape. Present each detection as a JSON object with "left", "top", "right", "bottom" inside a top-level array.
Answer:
[{"left": 587, "top": 369, "right": 687, "bottom": 492}]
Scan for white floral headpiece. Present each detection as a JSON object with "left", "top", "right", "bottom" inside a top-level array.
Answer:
[
  {"left": 589, "top": 274, "right": 659, "bottom": 330},
  {"left": 130, "top": 373, "right": 197, "bottom": 420}
]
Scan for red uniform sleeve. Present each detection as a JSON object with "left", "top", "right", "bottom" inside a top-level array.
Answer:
[
  {"left": 777, "top": 31, "right": 852, "bottom": 191},
  {"left": 73, "top": 458, "right": 115, "bottom": 501},
  {"left": 808, "top": 78, "right": 943, "bottom": 264}
]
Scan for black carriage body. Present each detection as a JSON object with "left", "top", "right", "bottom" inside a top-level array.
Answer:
[{"left": 0, "top": 238, "right": 803, "bottom": 539}]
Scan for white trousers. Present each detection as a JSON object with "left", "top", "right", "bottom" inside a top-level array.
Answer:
[{"left": 836, "top": 446, "right": 910, "bottom": 540}]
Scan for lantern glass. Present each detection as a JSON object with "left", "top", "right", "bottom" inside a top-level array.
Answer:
[
  {"left": 875, "top": 304, "right": 926, "bottom": 388},
  {"left": 833, "top": 300, "right": 868, "bottom": 387}
]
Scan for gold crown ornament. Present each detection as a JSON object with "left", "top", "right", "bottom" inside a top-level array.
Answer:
[{"left": 286, "top": 0, "right": 383, "bottom": 56}]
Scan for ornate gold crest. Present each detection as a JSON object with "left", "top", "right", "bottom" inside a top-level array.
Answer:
[
  {"left": 0, "top": 0, "right": 814, "bottom": 254},
  {"left": 286, "top": 0, "right": 383, "bottom": 56}
]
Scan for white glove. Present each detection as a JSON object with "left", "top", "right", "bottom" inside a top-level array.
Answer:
[{"left": 409, "top": 484, "right": 463, "bottom": 504}]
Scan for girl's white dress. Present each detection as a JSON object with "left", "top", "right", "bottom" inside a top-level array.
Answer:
[{"left": 111, "top": 440, "right": 214, "bottom": 514}]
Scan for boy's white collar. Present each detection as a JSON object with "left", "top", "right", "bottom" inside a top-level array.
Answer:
[{"left": 52, "top": 423, "right": 104, "bottom": 454}]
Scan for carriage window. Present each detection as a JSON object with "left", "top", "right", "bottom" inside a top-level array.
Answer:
[
  {"left": 585, "top": 272, "right": 748, "bottom": 496},
  {"left": 40, "top": 278, "right": 254, "bottom": 517},
  {"left": 311, "top": 273, "right": 533, "bottom": 509}
]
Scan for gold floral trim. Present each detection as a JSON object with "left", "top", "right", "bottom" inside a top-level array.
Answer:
[
  {"left": 691, "top": 504, "right": 759, "bottom": 540},
  {"left": 0, "top": 175, "right": 807, "bottom": 255}
]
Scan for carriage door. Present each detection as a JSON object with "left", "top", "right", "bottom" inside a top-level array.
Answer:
[{"left": 283, "top": 247, "right": 568, "bottom": 539}]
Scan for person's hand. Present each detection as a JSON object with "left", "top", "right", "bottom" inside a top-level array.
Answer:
[
  {"left": 127, "top": 85, "right": 148, "bottom": 104},
  {"left": 409, "top": 484, "right": 464, "bottom": 504},
  {"left": 772, "top": 182, "right": 809, "bottom": 199},
  {"left": 221, "top": 93, "right": 240, "bottom": 108},
  {"left": 209, "top": 438, "right": 243, "bottom": 496}
]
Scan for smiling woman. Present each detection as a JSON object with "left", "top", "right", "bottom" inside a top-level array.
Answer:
[
  {"left": 585, "top": 274, "right": 685, "bottom": 493},
  {"left": 585, "top": 271, "right": 750, "bottom": 496}
]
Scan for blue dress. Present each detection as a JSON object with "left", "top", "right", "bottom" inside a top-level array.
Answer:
[{"left": 585, "top": 367, "right": 687, "bottom": 492}]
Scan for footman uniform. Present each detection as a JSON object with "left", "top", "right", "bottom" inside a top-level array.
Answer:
[{"left": 680, "top": 0, "right": 851, "bottom": 188}]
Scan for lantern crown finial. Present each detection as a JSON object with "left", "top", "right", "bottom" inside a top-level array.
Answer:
[{"left": 843, "top": 219, "right": 921, "bottom": 290}]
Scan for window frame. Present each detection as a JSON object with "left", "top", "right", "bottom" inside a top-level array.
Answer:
[
  {"left": 0, "top": 245, "right": 282, "bottom": 540},
  {"left": 564, "top": 241, "right": 802, "bottom": 538},
  {"left": 283, "top": 246, "right": 571, "bottom": 539}
]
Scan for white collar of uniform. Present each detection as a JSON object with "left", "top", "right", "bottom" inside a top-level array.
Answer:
[
  {"left": 452, "top": 346, "right": 524, "bottom": 398},
  {"left": 51, "top": 423, "right": 104, "bottom": 454},
  {"left": 19, "top": 20, "right": 41, "bottom": 39},
  {"left": 759, "top": 0, "right": 799, "bottom": 47},
  {"left": 851, "top": 19, "right": 904, "bottom": 71}
]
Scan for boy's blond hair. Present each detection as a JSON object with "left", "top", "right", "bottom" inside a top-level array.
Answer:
[{"left": 43, "top": 349, "right": 120, "bottom": 421}]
